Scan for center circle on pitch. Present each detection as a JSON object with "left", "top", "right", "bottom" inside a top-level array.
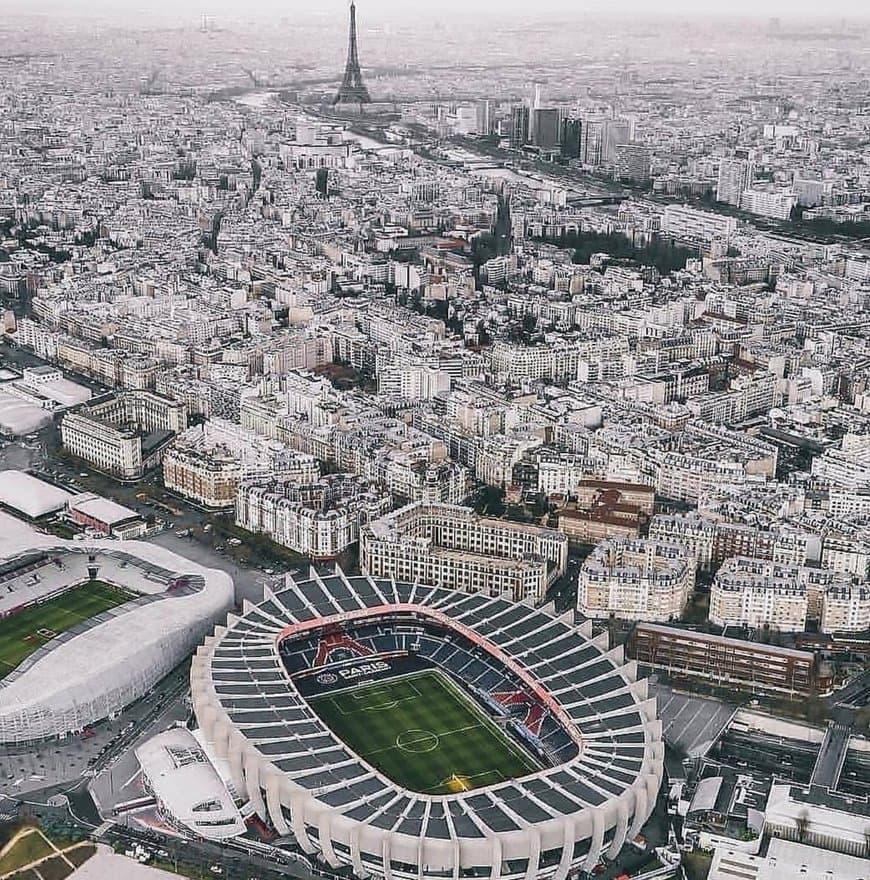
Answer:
[{"left": 396, "top": 729, "right": 439, "bottom": 753}]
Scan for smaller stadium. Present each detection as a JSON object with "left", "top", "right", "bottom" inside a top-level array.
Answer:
[
  {"left": 0, "top": 512, "right": 233, "bottom": 744},
  {"left": 0, "top": 579, "right": 133, "bottom": 675},
  {"left": 193, "top": 568, "right": 663, "bottom": 880}
]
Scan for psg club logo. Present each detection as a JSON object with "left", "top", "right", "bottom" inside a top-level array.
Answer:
[{"left": 317, "top": 673, "right": 339, "bottom": 685}]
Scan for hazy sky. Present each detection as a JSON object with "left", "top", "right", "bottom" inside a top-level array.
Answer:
[{"left": 8, "top": 0, "right": 870, "bottom": 18}]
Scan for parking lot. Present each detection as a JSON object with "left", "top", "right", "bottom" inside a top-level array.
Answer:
[{"left": 652, "top": 682, "right": 737, "bottom": 759}]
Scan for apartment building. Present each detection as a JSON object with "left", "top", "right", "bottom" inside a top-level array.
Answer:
[
  {"left": 236, "top": 474, "right": 391, "bottom": 559},
  {"left": 709, "top": 557, "right": 869, "bottom": 633},
  {"left": 648, "top": 514, "right": 717, "bottom": 570},
  {"left": 163, "top": 420, "right": 318, "bottom": 509},
  {"left": 739, "top": 188, "right": 797, "bottom": 220},
  {"left": 661, "top": 205, "right": 738, "bottom": 243},
  {"left": 820, "top": 584, "right": 870, "bottom": 633},
  {"left": 649, "top": 514, "right": 811, "bottom": 572},
  {"left": 360, "top": 501, "right": 568, "bottom": 603},
  {"left": 627, "top": 623, "right": 824, "bottom": 696},
  {"left": 716, "top": 157, "right": 755, "bottom": 206},
  {"left": 686, "top": 373, "right": 778, "bottom": 426},
  {"left": 578, "top": 537, "right": 695, "bottom": 622},
  {"left": 821, "top": 533, "right": 870, "bottom": 578},
  {"left": 709, "top": 557, "right": 809, "bottom": 632}
]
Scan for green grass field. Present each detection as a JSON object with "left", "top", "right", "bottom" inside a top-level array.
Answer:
[
  {"left": 0, "top": 581, "right": 135, "bottom": 677},
  {"left": 309, "top": 670, "right": 541, "bottom": 794}
]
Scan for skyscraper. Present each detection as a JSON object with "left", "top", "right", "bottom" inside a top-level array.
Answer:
[
  {"left": 334, "top": 1, "right": 371, "bottom": 107},
  {"left": 511, "top": 106, "right": 530, "bottom": 149},
  {"left": 603, "top": 120, "right": 632, "bottom": 162},
  {"left": 717, "top": 157, "right": 755, "bottom": 206},
  {"left": 561, "top": 118, "right": 582, "bottom": 159},
  {"left": 476, "top": 100, "right": 494, "bottom": 136},
  {"left": 614, "top": 144, "right": 652, "bottom": 184},
  {"left": 531, "top": 108, "right": 561, "bottom": 152},
  {"left": 581, "top": 119, "right": 606, "bottom": 166}
]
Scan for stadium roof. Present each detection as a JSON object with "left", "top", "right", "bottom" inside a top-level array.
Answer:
[
  {"left": 192, "top": 568, "right": 664, "bottom": 877},
  {"left": 0, "top": 470, "right": 72, "bottom": 518},
  {"left": 136, "top": 727, "right": 245, "bottom": 841},
  {"left": 0, "top": 513, "right": 235, "bottom": 744},
  {"left": 0, "top": 390, "right": 51, "bottom": 436}
]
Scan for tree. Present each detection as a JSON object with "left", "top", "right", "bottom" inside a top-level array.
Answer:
[{"left": 532, "top": 230, "right": 695, "bottom": 276}]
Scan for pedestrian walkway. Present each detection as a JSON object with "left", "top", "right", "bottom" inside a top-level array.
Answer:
[
  {"left": 93, "top": 819, "right": 115, "bottom": 838},
  {"left": 810, "top": 721, "right": 850, "bottom": 789}
]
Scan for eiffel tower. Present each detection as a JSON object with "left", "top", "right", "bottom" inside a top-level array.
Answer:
[{"left": 334, "top": 1, "right": 371, "bottom": 107}]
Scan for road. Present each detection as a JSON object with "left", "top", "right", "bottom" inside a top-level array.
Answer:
[
  {"left": 2, "top": 414, "right": 300, "bottom": 607},
  {"left": 150, "top": 530, "right": 281, "bottom": 607},
  {"left": 0, "top": 662, "right": 190, "bottom": 800},
  {"left": 828, "top": 668, "right": 870, "bottom": 712}
]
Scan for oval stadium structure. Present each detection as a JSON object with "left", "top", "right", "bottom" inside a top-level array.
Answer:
[
  {"left": 0, "top": 515, "right": 234, "bottom": 744},
  {"left": 191, "top": 568, "right": 664, "bottom": 879}
]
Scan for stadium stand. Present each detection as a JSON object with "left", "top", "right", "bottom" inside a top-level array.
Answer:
[{"left": 191, "top": 567, "right": 664, "bottom": 880}]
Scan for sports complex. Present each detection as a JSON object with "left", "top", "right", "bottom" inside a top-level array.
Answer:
[
  {"left": 0, "top": 512, "right": 233, "bottom": 743},
  {"left": 192, "top": 568, "right": 664, "bottom": 880}
]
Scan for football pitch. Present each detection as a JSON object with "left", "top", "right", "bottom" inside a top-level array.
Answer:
[
  {"left": 0, "top": 581, "right": 134, "bottom": 677},
  {"left": 308, "top": 669, "right": 542, "bottom": 794}
]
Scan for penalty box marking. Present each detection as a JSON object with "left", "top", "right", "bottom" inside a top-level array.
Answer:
[{"left": 335, "top": 680, "right": 423, "bottom": 715}]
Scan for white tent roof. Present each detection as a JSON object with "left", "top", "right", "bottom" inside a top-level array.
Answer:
[
  {"left": 69, "top": 492, "right": 138, "bottom": 526},
  {"left": 68, "top": 847, "right": 178, "bottom": 879},
  {"left": 0, "top": 469, "right": 72, "bottom": 518},
  {"left": 136, "top": 728, "right": 245, "bottom": 841},
  {"left": 0, "top": 391, "right": 51, "bottom": 435}
]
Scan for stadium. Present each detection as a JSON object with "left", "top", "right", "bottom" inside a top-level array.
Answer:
[
  {"left": 192, "top": 568, "right": 663, "bottom": 879},
  {"left": 0, "top": 512, "right": 234, "bottom": 743}
]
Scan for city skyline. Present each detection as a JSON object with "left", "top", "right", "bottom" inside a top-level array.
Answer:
[
  {"left": 6, "top": 0, "right": 870, "bottom": 19},
  {"left": 0, "top": 2, "right": 868, "bottom": 880}
]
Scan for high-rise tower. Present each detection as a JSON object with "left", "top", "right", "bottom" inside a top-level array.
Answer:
[
  {"left": 334, "top": 1, "right": 371, "bottom": 107},
  {"left": 717, "top": 157, "right": 756, "bottom": 207}
]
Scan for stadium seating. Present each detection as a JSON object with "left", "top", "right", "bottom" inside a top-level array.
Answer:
[{"left": 192, "top": 568, "right": 663, "bottom": 880}]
